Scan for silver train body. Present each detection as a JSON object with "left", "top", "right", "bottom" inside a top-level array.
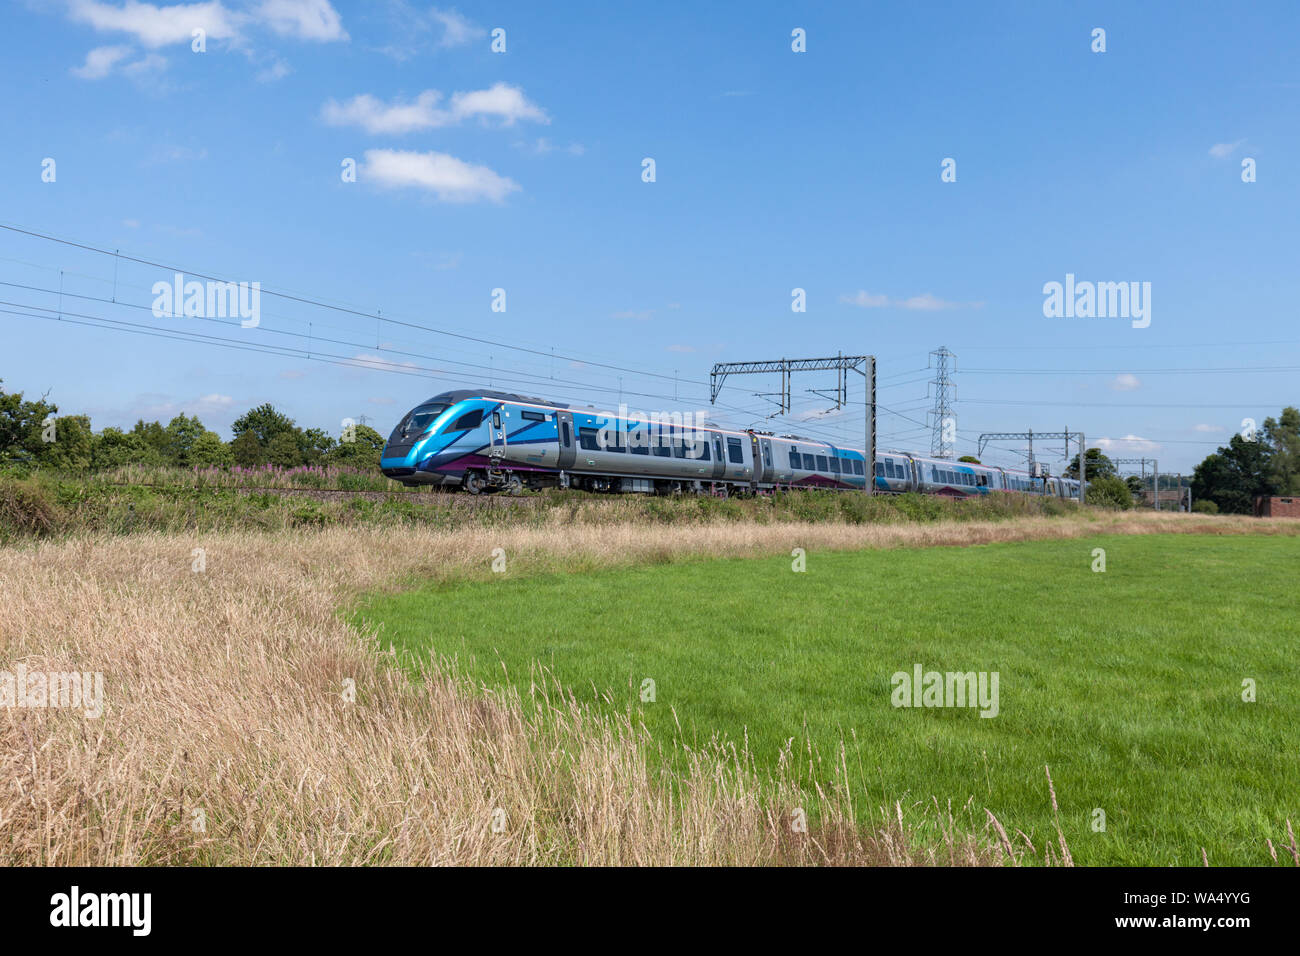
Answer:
[{"left": 380, "top": 389, "right": 1083, "bottom": 499}]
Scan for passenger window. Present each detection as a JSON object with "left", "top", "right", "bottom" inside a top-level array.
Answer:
[
  {"left": 727, "top": 437, "right": 744, "bottom": 464},
  {"left": 854, "top": 460, "right": 864, "bottom": 476},
  {"left": 521, "top": 410, "right": 546, "bottom": 422},
  {"left": 816, "top": 455, "right": 828, "bottom": 471},
  {"left": 830, "top": 456, "right": 840, "bottom": 474},
  {"left": 790, "top": 449, "right": 802, "bottom": 469},
  {"left": 803, "top": 454, "right": 816, "bottom": 470},
  {"left": 561, "top": 421, "right": 571, "bottom": 446},
  {"left": 451, "top": 410, "right": 482, "bottom": 431},
  {"left": 579, "top": 427, "right": 601, "bottom": 451},
  {"left": 875, "top": 462, "right": 884, "bottom": 476}
]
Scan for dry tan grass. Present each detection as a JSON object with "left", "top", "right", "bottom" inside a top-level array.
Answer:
[{"left": 0, "top": 510, "right": 1293, "bottom": 865}]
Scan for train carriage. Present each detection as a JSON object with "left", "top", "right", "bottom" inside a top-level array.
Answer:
[{"left": 381, "top": 388, "right": 1085, "bottom": 500}]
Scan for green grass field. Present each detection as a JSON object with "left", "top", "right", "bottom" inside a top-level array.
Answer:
[{"left": 353, "top": 533, "right": 1300, "bottom": 865}]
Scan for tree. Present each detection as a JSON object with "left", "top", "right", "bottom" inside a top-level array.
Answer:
[
  {"left": 91, "top": 428, "right": 148, "bottom": 469},
  {"left": 0, "top": 379, "right": 58, "bottom": 459},
  {"left": 125, "top": 420, "right": 169, "bottom": 466},
  {"left": 327, "top": 424, "right": 384, "bottom": 468},
  {"left": 1191, "top": 434, "right": 1274, "bottom": 514},
  {"left": 958, "top": 455, "right": 981, "bottom": 464},
  {"left": 164, "top": 414, "right": 207, "bottom": 467},
  {"left": 1085, "top": 474, "right": 1134, "bottom": 509},
  {"left": 190, "top": 430, "right": 233, "bottom": 466},
  {"left": 266, "top": 431, "right": 303, "bottom": 467},
  {"left": 302, "top": 427, "right": 337, "bottom": 464},
  {"left": 1262, "top": 406, "right": 1300, "bottom": 495},
  {"left": 232, "top": 404, "right": 299, "bottom": 448},
  {"left": 1065, "top": 447, "right": 1116, "bottom": 480},
  {"left": 36, "top": 415, "right": 95, "bottom": 471},
  {"left": 230, "top": 430, "right": 264, "bottom": 467},
  {"left": 1124, "top": 475, "right": 1144, "bottom": 496}
]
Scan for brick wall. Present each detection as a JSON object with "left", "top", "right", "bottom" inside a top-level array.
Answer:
[{"left": 1255, "top": 496, "right": 1300, "bottom": 518}]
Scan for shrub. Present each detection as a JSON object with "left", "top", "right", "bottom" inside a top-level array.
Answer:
[
  {"left": 1085, "top": 475, "right": 1134, "bottom": 510},
  {"left": 1191, "top": 499, "right": 1219, "bottom": 515},
  {"left": 0, "top": 476, "right": 61, "bottom": 538}
]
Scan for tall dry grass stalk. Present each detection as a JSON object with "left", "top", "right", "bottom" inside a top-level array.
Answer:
[{"left": 0, "top": 511, "right": 1292, "bottom": 865}]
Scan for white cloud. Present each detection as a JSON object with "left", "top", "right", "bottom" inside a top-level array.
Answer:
[
  {"left": 840, "top": 290, "right": 890, "bottom": 308},
  {"left": 1209, "top": 139, "right": 1245, "bottom": 159},
  {"left": 66, "top": 0, "right": 346, "bottom": 52},
  {"left": 1110, "top": 373, "right": 1141, "bottom": 391},
  {"left": 256, "top": 56, "right": 291, "bottom": 82},
  {"left": 430, "top": 7, "right": 483, "bottom": 47},
  {"left": 70, "top": 44, "right": 168, "bottom": 79},
  {"left": 1094, "top": 435, "right": 1160, "bottom": 454},
  {"left": 350, "top": 352, "right": 417, "bottom": 372},
  {"left": 257, "top": 0, "right": 347, "bottom": 41},
  {"left": 515, "top": 137, "right": 584, "bottom": 156},
  {"left": 323, "top": 91, "right": 446, "bottom": 134},
  {"left": 840, "top": 290, "right": 980, "bottom": 310},
  {"left": 68, "top": 0, "right": 243, "bottom": 48},
  {"left": 321, "top": 83, "right": 548, "bottom": 134},
  {"left": 1193, "top": 423, "right": 1221, "bottom": 433},
  {"left": 122, "top": 51, "right": 168, "bottom": 74},
  {"left": 71, "top": 44, "right": 133, "bottom": 78},
  {"left": 360, "top": 149, "right": 519, "bottom": 203}
]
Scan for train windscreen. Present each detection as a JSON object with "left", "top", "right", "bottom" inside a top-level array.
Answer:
[{"left": 390, "top": 403, "right": 449, "bottom": 443}]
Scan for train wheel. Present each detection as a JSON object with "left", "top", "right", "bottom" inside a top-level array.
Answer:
[
  {"left": 463, "top": 471, "right": 484, "bottom": 495},
  {"left": 505, "top": 474, "right": 524, "bottom": 495}
]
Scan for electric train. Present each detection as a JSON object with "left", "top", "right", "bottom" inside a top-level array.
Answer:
[{"left": 380, "top": 388, "right": 1084, "bottom": 499}]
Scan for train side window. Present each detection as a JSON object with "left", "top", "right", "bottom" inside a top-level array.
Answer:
[
  {"left": 652, "top": 441, "right": 672, "bottom": 457},
  {"left": 830, "top": 456, "right": 840, "bottom": 474},
  {"left": 790, "top": 449, "right": 801, "bottom": 469},
  {"left": 561, "top": 421, "right": 571, "bottom": 446},
  {"left": 816, "top": 455, "right": 828, "bottom": 471},
  {"left": 854, "top": 460, "right": 864, "bottom": 476},
  {"left": 686, "top": 438, "right": 710, "bottom": 460},
  {"left": 578, "top": 427, "right": 601, "bottom": 451},
  {"left": 763, "top": 445, "right": 772, "bottom": 467},
  {"left": 629, "top": 427, "right": 650, "bottom": 455},
  {"left": 727, "top": 437, "right": 744, "bottom": 463},
  {"left": 521, "top": 410, "right": 546, "bottom": 422},
  {"left": 451, "top": 410, "right": 482, "bottom": 431},
  {"left": 874, "top": 461, "right": 884, "bottom": 477}
]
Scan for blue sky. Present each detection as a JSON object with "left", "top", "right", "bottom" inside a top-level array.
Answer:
[{"left": 2, "top": 0, "right": 1298, "bottom": 474}]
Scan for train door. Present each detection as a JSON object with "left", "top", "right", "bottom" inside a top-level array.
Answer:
[
  {"left": 759, "top": 436, "right": 774, "bottom": 483},
  {"left": 555, "top": 410, "right": 576, "bottom": 471},
  {"left": 711, "top": 433, "right": 726, "bottom": 481},
  {"left": 488, "top": 406, "right": 507, "bottom": 464}
]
